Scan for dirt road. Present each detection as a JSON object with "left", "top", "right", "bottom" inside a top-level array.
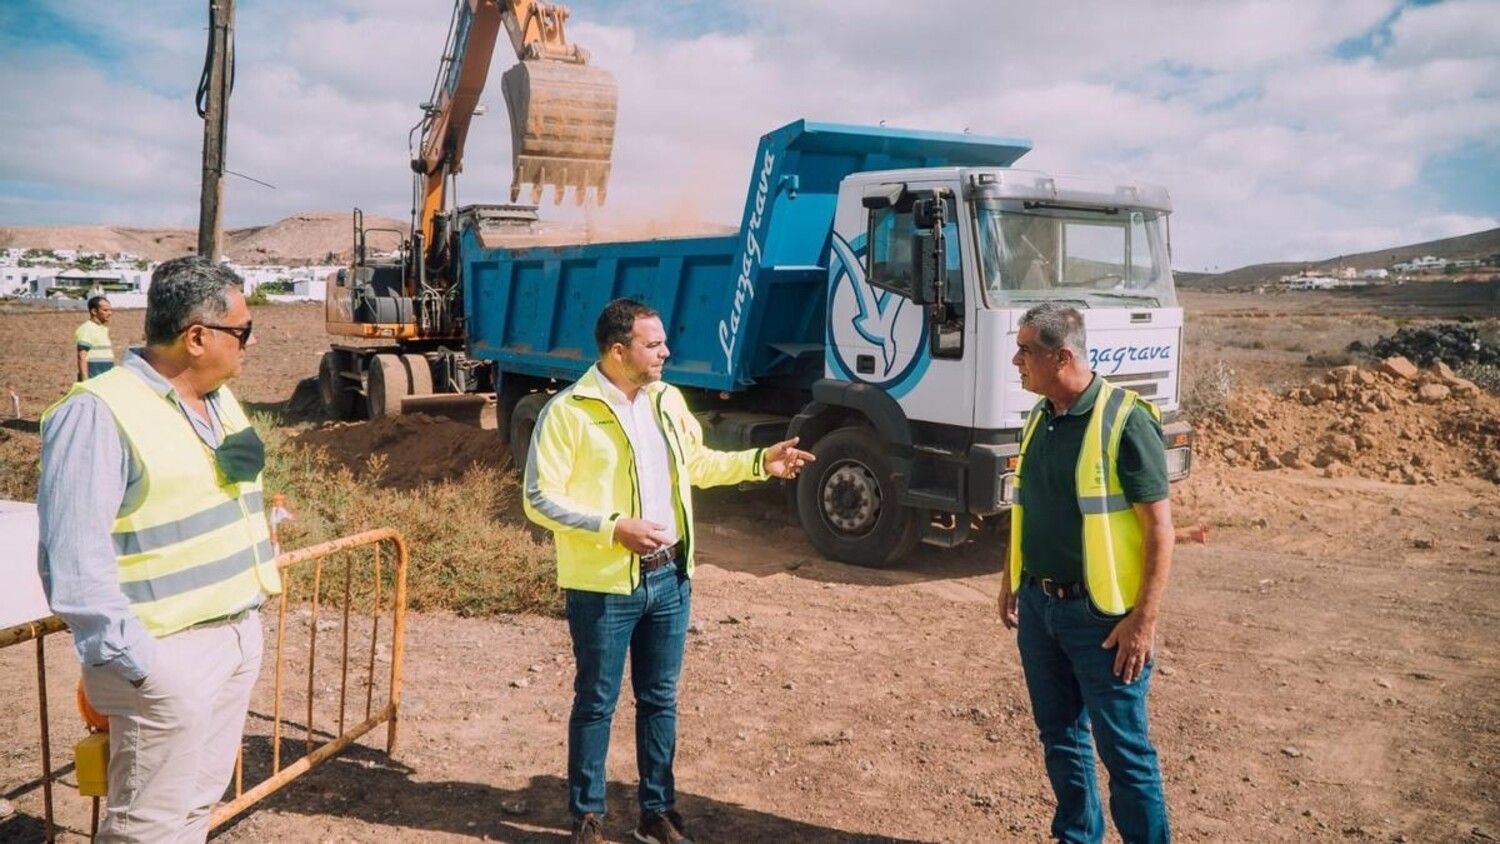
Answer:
[{"left": 2, "top": 292, "right": 1497, "bottom": 842}]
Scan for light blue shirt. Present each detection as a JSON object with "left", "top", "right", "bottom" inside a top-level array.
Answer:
[{"left": 37, "top": 350, "right": 228, "bottom": 682}]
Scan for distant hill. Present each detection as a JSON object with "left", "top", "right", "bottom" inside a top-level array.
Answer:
[
  {"left": 0, "top": 212, "right": 408, "bottom": 265},
  {"left": 1179, "top": 226, "right": 1500, "bottom": 290}
]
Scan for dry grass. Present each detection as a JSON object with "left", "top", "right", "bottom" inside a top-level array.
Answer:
[
  {"left": 0, "top": 427, "right": 39, "bottom": 500},
  {"left": 1181, "top": 360, "right": 1237, "bottom": 423},
  {"left": 258, "top": 417, "right": 562, "bottom": 618}
]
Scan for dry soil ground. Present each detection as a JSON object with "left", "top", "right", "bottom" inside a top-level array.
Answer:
[{"left": 2, "top": 284, "right": 1498, "bottom": 843}]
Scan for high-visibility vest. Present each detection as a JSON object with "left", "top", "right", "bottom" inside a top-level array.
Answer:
[
  {"left": 74, "top": 320, "right": 113, "bottom": 364},
  {"left": 44, "top": 367, "right": 281, "bottom": 636},
  {"left": 1008, "top": 379, "right": 1161, "bottom": 615}
]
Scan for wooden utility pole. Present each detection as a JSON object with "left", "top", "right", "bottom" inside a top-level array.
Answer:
[{"left": 197, "top": 0, "right": 234, "bottom": 261}]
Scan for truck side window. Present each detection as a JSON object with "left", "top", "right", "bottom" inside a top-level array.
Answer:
[
  {"left": 868, "top": 208, "right": 916, "bottom": 296},
  {"left": 867, "top": 199, "right": 961, "bottom": 303}
]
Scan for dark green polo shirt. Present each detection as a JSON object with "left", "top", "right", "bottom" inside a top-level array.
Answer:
[{"left": 1017, "top": 375, "right": 1170, "bottom": 583}]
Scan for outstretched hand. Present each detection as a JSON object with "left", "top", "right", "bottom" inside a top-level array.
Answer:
[{"left": 762, "top": 437, "right": 815, "bottom": 480}]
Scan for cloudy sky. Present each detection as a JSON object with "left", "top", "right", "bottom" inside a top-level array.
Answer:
[{"left": 1, "top": 0, "right": 1496, "bottom": 270}]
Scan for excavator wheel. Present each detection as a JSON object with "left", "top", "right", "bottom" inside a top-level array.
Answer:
[
  {"left": 501, "top": 59, "right": 618, "bottom": 206},
  {"left": 367, "top": 354, "right": 410, "bottom": 420},
  {"left": 402, "top": 353, "right": 434, "bottom": 397},
  {"left": 318, "top": 351, "right": 358, "bottom": 420}
]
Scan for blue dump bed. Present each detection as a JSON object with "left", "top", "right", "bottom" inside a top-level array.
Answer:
[{"left": 460, "top": 119, "right": 1031, "bottom": 391}]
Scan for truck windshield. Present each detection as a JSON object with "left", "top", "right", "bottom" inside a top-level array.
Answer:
[{"left": 975, "top": 203, "right": 1176, "bottom": 308}]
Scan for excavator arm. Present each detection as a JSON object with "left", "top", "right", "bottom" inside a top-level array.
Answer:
[{"left": 413, "top": 0, "right": 616, "bottom": 249}]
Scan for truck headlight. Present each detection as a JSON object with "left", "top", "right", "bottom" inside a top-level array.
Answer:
[
  {"left": 1165, "top": 446, "right": 1191, "bottom": 481},
  {"left": 1000, "top": 471, "right": 1017, "bottom": 505}
]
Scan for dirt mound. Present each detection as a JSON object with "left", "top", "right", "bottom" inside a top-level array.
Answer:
[
  {"left": 291, "top": 413, "right": 508, "bottom": 488},
  {"left": 1197, "top": 356, "right": 1500, "bottom": 484}
]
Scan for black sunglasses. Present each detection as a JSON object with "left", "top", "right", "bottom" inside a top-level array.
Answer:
[{"left": 193, "top": 321, "right": 254, "bottom": 348}]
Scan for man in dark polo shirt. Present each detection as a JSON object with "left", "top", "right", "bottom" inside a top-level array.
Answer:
[{"left": 998, "top": 302, "right": 1174, "bottom": 843}]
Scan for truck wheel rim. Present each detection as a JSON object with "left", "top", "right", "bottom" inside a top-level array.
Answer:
[{"left": 820, "top": 460, "right": 881, "bottom": 535}]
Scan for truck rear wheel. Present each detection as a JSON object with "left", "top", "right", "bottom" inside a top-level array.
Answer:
[
  {"left": 318, "top": 351, "right": 356, "bottom": 420},
  {"left": 509, "top": 393, "right": 549, "bottom": 478},
  {"left": 367, "top": 353, "right": 408, "bottom": 419},
  {"left": 796, "top": 425, "right": 921, "bottom": 567}
]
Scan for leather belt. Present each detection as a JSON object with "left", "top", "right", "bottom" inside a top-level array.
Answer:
[
  {"left": 184, "top": 607, "right": 252, "bottom": 631},
  {"left": 1028, "top": 575, "right": 1086, "bottom": 601},
  {"left": 640, "top": 542, "right": 683, "bottom": 573}
]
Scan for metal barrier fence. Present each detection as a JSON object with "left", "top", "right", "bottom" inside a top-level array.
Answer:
[{"left": 1, "top": 528, "right": 409, "bottom": 841}]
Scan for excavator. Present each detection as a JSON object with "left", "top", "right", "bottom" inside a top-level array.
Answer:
[{"left": 319, "top": 0, "right": 616, "bottom": 419}]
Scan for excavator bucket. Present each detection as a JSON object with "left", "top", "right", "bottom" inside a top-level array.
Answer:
[{"left": 501, "top": 59, "right": 618, "bottom": 206}]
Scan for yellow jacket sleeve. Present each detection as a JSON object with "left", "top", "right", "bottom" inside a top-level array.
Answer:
[
  {"left": 520, "top": 398, "right": 620, "bottom": 545},
  {"left": 674, "top": 401, "right": 765, "bottom": 489}
]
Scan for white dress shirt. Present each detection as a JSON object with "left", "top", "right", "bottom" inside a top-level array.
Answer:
[{"left": 595, "top": 366, "right": 678, "bottom": 548}]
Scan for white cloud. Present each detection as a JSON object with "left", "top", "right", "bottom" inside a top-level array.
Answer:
[{"left": 1, "top": 0, "right": 1496, "bottom": 271}]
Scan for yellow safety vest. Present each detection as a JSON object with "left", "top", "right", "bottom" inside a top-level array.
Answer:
[
  {"left": 44, "top": 367, "right": 281, "bottom": 636},
  {"left": 523, "top": 366, "right": 765, "bottom": 594},
  {"left": 1008, "top": 379, "right": 1161, "bottom": 615},
  {"left": 74, "top": 320, "right": 113, "bottom": 364}
]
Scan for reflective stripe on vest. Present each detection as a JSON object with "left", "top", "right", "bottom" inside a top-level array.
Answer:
[
  {"left": 75, "top": 320, "right": 113, "bottom": 363},
  {"left": 1008, "top": 379, "right": 1161, "bottom": 615},
  {"left": 44, "top": 367, "right": 282, "bottom": 635}
]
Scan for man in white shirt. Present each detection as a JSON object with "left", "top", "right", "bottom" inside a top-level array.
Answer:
[{"left": 523, "top": 298, "right": 811, "bottom": 844}]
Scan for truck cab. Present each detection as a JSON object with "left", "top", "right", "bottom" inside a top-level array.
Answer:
[{"left": 797, "top": 166, "right": 1192, "bottom": 564}]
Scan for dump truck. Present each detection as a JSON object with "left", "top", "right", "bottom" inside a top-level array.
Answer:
[{"left": 324, "top": 119, "right": 1194, "bottom": 567}]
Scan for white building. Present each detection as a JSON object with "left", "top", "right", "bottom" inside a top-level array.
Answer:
[
  {"left": 1360, "top": 268, "right": 1390, "bottom": 280},
  {"left": 1393, "top": 255, "right": 1447, "bottom": 272},
  {"left": 1, "top": 266, "right": 38, "bottom": 296},
  {"left": 54, "top": 268, "right": 150, "bottom": 292}
]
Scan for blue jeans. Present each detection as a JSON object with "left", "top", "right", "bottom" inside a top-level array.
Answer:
[
  {"left": 565, "top": 565, "right": 691, "bottom": 819},
  {"left": 1017, "top": 579, "right": 1169, "bottom": 843}
]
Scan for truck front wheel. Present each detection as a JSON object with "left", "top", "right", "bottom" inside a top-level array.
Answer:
[{"left": 796, "top": 426, "right": 921, "bottom": 567}]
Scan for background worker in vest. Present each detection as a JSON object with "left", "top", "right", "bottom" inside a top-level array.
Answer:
[
  {"left": 524, "top": 298, "right": 812, "bottom": 844},
  {"left": 38, "top": 256, "right": 279, "bottom": 843},
  {"left": 997, "top": 302, "right": 1174, "bottom": 843},
  {"left": 75, "top": 294, "right": 115, "bottom": 380}
]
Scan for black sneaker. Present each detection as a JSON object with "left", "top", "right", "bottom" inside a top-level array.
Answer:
[
  {"left": 633, "top": 809, "right": 692, "bottom": 844},
  {"left": 572, "top": 813, "right": 605, "bottom": 844}
]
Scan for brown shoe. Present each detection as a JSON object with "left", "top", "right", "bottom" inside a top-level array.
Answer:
[
  {"left": 572, "top": 812, "right": 605, "bottom": 844},
  {"left": 633, "top": 809, "right": 692, "bottom": 844}
]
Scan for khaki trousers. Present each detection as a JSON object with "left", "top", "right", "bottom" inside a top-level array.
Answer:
[{"left": 81, "top": 610, "right": 262, "bottom": 844}]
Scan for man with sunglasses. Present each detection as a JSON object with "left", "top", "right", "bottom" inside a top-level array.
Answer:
[{"left": 38, "top": 256, "right": 280, "bottom": 843}]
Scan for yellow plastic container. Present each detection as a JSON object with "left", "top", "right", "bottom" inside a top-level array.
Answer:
[{"left": 74, "top": 732, "right": 110, "bottom": 797}]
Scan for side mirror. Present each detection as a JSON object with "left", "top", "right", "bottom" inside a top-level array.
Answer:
[
  {"left": 909, "top": 196, "right": 948, "bottom": 307},
  {"left": 910, "top": 231, "right": 938, "bottom": 306}
]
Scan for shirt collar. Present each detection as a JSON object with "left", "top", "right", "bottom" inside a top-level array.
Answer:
[
  {"left": 1046, "top": 373, "right": 1102, "bottom": 419},
  {"left": 591, "top": 364, "right": 665, "bottom": 408},
  {"left": 592, "top": 364, "right": 639, "bottom": 408},
  {"left": 122, "top": 348, "right": 218, "bottom": 404}
]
